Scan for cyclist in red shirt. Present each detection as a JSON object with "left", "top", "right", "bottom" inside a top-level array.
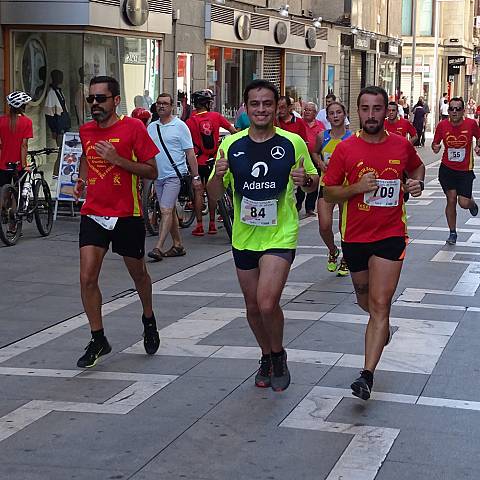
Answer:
[
  {"left": 186, "top": 89, "right": 236, "bottom": 236},
  {"left": 323, "top": 86, "right": 425, "bottom": 400},
  {"left": 0, "top": 91, "right": 33, "bottom": 186},
  {"left": 432, "top": 97, "right": 480, "bottom": 245},
  {"left": 73, "top": 76, "right": 160, "bottom": 369},
  {"left": 384, "top": 101, "right": 418, "bottom": 145}
]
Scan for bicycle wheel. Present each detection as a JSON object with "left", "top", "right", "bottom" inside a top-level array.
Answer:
[
  {"left": 0, "top": 184, "right": 22, "bottom": 246},
  {"left": 33, "top": 178, "right": 54, "bottom": 236},
  {"left": 177, "top": 185, "right": 195, "bottom": 228},
  {"left": 217, "top": 191, "right": 233, "bottom": 240},
  {"left": 142, "top": 180, "right": 160, "bottom": 236}
]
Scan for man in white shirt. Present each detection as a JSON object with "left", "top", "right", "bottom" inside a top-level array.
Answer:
[
  {"left": 316, "top": 93, "right": 350, "bottom": 130},
  {"left": 146, "top": 93, "right": 202, "bottom": 261}
]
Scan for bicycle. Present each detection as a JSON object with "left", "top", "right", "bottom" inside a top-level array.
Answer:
[
  {"left": 0, "top": 148, "right": 56, "bottom": 246},
  {"left": 217, "top": 188, "right": 234, "bottom": 240},
  {"left": 142, "top": 178, "right": 196, "bottom": 236}
]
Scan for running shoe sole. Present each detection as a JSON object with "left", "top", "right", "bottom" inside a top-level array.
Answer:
[
  {"left": 351, "top": 379, "right": 371, "bottom": 401},
  {"left": 77, "top": 343, "right": 112, "bottom": 369}
]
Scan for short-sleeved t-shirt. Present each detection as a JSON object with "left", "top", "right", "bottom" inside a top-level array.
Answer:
[
  {"left": 323, "top": 132, "right": 423, "bottom": 243},
  {"left": 186, "top": 111, "right": 232, "bottom": 166},
  {"left": 0, "top": 115, "right": 33, "bottom": 170},
  {"left": 212, "top": 127, "right": 317, "bottom": 251},
  {"left": 433, "top": 118, "right": 480, "bottom": 171},
  {"left": 235, "top": 111, "right": 250, "bottom": 130},
  {"left": 277, "top": 115, "right": 308, "bottom": 143},
  {"left": 304, "top": 119, "right": 325, "bottom": 154},
  {"left": 384, "top": 118, "right": 417, "bottom": 139},
  {"left": 147, "top": 117, "right": 193, "bottom": 179},
  {"left": 80, "top": 115, "right": 159, "bottom": 217}
]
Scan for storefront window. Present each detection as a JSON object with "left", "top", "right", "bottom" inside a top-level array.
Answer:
[
  {"left": 379, "top": 59, "right": 398, "bottom": 98},
  {"left": 285, "top": 53, "right": 322, "bottom": 110},
  {"left": 207, "top": 45, "right": 261, "bottom": 121},
  {"left": 12, "top": 31, "right": 161, "bottom": 185},
  {"left": 177, "top": 52, "right": 193, "bottom": 116}
]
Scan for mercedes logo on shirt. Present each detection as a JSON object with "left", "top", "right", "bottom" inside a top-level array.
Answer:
[
  {"left": 251, "top": 162, "right": 269, "bottom": 178},
  {"left": 271, "top": 146, "right": 285, "bottom": 160}
]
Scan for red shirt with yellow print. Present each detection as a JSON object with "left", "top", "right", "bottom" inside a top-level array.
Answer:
[
  {"left": 384, "top": 117, "right": 417, "bottom": 139},
  {"left": 323, "top": 132, "right": 423, "bottom": 243},
  {"left": 79, "top": 116, "right": 159, "bottom": 217},
  {"left": 433, "top": 118, "right": 480, "bottom": 171}
]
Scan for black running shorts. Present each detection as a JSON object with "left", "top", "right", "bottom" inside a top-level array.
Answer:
[
  {"left": 79, "top": 215, "right": 146, "bottom": 259},
  {"left": 232, "top": 247, "right": 296, "bottom": 270},
  {"left": 198, "top": 164, "right": 213, "bottom": 184},
  {"left": 341, "top": 236, "right": 407, "bottom": 273},
  {"left": 438, "top": 163, "right": 475, "bottom": 199}
]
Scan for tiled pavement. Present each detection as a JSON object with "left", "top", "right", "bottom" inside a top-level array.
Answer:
[{"left": 1, "top": 148, "right": 480, "bottom": 479}]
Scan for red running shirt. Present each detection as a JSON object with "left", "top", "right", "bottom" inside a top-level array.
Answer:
[
  {"left": 304, "top": 119, "right": 325, "bottom": 153},
  {"left": 79, "top": 116, "right": 159, "bottom": 217},
  {"left": 384, "top": 118, "right": 417, "bottom": 139},
  {"left": 0, "top": 115, "right": 33, "bottom": 170},
  {"left": 277, "top": 115, "right": 308, "bottom": 143},
  {"left": 323, "top": 132, "right": 423, "bottom": 243},
  {"left": 186, "top": 111, "right": 232, "bottom": 166},
  {"left": 433, "top": 118, "right": 480, "bottom": 171}
]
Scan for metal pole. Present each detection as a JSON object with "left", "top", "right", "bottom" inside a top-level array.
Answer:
[
  {"left": 431, "top": 0, "right": 441, "bottom": 132},
  {"left": 410, "top": 0, "right": 417, "bottom": 113}
]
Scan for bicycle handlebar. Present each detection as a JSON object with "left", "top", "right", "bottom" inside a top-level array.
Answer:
[{"left": 28, "top": 148, "right": 59, "bottom": 157}]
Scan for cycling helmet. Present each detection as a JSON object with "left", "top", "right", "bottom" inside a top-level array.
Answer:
[
  {"left": 192, "top": 89, "right": 215, "bottom": 108},
  {"left": 6, "top": 91, "right": 32, "bottom": 109},
  {"left": 131, "top": 107, "right": 152, "bottom": 125}
]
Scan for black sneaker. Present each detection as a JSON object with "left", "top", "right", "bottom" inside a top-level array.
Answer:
[
  {"left": 143, "top": 314, "right": 160, "bottom": 355},
  {"left": 470, "top": 202, "right": 479, "bottom": 217},
  {"left": 446, "top": 232, "right": 457, "bottom": 245},
  {"left": 77, "top": 337, "right": 112, "bottom": 368},
  {"left": 255, "top": 354, "right": 272, "bottom": 388},
  {"left": 271, "top": 350, "right": 291, "bottom": 392},
  {"left": 351, "top": 370, "right": 373, "bottom": 401}
]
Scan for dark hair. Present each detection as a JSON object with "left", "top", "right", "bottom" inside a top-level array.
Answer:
[
  {"left": 157, "top": 93, "right": 173, "bottom": 105},
  {"left": 387, "top": 101, "right": 399, "bottom": 110},
  {"left": 326, "top": 93, "right": 336, "bottom": 102},
  {"left": 243, "top": 79, "right": 279, "bottom": 105},
  {"left": 90, "top": 76, "right": 120, "bottom": 97},
  {"left": 449, "top": 97, "right": 465, "bottom": 109},
  {"left": 357, "top": 86, "right": 388, "bottom": 108},
  {"left": 442, "top": 92, "right": 448, "bottom": 97},
  {"left": 326, "top": 101, "right": 346, "bottom": 116},
  {"left": 278, "top": 96, "right": 292, "bottom": 106}
]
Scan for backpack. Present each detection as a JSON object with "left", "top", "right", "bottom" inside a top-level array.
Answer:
[{"left": 191, "top": 113, "right": 217, "bottom": 158}]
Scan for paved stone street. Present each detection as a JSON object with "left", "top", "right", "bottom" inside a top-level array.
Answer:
[{"left": 1, "top": 146, "right": 480, "bottom": 479}]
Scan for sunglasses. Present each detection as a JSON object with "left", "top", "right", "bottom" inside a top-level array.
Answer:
[
  {"left": 86, "top": 94, "right": 114, "bottom": 104},
  {"left": 448, "top": 107, "right": 463, "bottom": 112}
]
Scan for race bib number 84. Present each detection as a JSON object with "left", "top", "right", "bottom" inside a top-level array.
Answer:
[
  {"left": 363, "top": 179, "right": 401, "bottom": 207},
  {"left": 240, "top": 197, "right": 277, "bottom": 226}
]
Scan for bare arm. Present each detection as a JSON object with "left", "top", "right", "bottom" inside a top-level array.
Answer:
[
  {"left": 73, "top": 154, "right": 88, "bottom": 200},
  {"left": 312, "top": 132, "right": 326, "bottom": 172},
  {"left": 404, "top": 163, "right": 426, "bottom": 197},
  {"left": 409, "top": 135, "right": 418, "bottom": 145},
  {"left": 185, "top": 148, "right": 199, "bottom": 177},
  {"left": 206, "top": 149, "right": 228, "bottom": 203}
]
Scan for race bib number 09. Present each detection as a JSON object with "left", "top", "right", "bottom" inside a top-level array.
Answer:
[
  {"left": 240, "top": 197, "right": 277, "bottom": 226},
  {"left": 448, "top": 148, "right": 466, "bottom": 163},
  {"left": 363, "top": 179, "right": 401, "bottom": 207}
]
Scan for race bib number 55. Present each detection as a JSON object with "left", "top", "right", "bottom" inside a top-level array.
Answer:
[
  {"left": 448, "top": 148, "right": 465, "bottom": 163},
  {"left": 240, "top": 197, "right": 277, "bottom": 226},
  {"left": 363, "top": 179, "right": 401, "bottom": 207}
]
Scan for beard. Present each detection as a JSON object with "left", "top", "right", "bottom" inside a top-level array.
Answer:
[
  {"left": 91, "top": 107, "right": 111, "bottom": 122},
  {"left": 361, "top": 120, "right": 383, "bottom": 135}
]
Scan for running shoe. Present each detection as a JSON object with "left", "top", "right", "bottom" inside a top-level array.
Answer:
[
  {"left": 77, "top": 337, "right": 112, "bottom": 368},
  {"left": 192, "top": 224, "right": 204, "bottom": 236},
  {"left": 470, "top": 202, "right": 479, "bottom": 217},
  {"left": 254, "top": 354, "right": 272, "bottom": 388},
  {"left": 337, "top": 258, "right": 349, "bottom": 277},
  {"left": 446, "top": 232, "right": 457, "bottom": 245},
  {"left": 351, "top": 370, "right": 373, "bottom": 401},
  {"left": 327, "top": 246, "right": 340, "bottom": 272},
  {"left": 143, "top": 314, "right": 160, "bottom": 354},
  {"left": 208, "top": 221, "right": 217, "bottom": 235},
  {"left": 271, "top": 350, "right": 291, "bottom": 392}
]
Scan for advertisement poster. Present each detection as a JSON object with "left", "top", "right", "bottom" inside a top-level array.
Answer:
[
  {"left": 56, "top": 132, "right": 82, "bottom": 201},
  {"left": 327, "top": 65, "right": 335, "bottom": 95}
]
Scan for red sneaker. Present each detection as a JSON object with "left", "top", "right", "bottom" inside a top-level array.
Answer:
[
  {"left": 192, "top": 224, "right": 204, "bottom": 236},
  {"left": 208, "top": 221, "right": 217, "bottom": 235}
]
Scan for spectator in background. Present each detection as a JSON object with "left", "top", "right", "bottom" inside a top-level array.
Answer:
[
  {"left": 234, "top": 103, "right": 250, "bottom": 130},
  {"left": 276, "top": 96, "right": 308, "bottom": 141},
  {"left": 316, "top": 93, "right": 350, "bottom": 130},
  {"left": 439, "top": 92, "right": 448, "bottom": 121},
  {"left": 412, "top": 98, "right": 428, "bottom": 147},
  {"left": 466, "top": 98, "right": 476, "bottom": 120}
]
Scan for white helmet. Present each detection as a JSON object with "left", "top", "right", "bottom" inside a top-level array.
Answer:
[{"left": 6, "top": 91, "right": 32, "bottom": 109}]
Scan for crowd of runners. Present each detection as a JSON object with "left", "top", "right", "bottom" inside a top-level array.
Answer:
[{"left": 4, "top": 73, "right": 477, "bottom": 401}]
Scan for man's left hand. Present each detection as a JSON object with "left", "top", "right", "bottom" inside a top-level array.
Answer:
[
  {"left": 405, "top": 178, "right": 423, "bottom": 197},
  {"left": 95, "top": 141, "right": 122, "bottom": 166},
  {"left": 291, "top": 156, "right": 306, "bottom": 187}
]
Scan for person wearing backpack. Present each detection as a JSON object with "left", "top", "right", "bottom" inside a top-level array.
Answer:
[{"left": 186, "top": 89, "right": 236, "bottom": 236}]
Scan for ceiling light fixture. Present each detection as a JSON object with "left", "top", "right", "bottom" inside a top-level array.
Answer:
[{"left": 313, "top": 16, "right": 322, "bottom": 28}]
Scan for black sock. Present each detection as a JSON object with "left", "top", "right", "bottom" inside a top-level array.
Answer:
[
  {"left": 261, "top": 353, "right": 271, "bottom": 360},
  {"left": 91, "top": 329, "right": 105, "bottom": 341},
  {"left": 271, "top": 349, "right": 284, "bottom": 358},
  {"left": 142, "top": 313, "right": 156, "bottom": 327},
  {"left": 361, "top": 369, "right": 374, "bottom": 383},
  {"left": 450, "top": 229, "right": 457, "bottom": 234}
]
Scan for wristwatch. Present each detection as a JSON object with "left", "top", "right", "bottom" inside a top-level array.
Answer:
[
  {"left": 192, "top": 175, "right": 201, "bottom": 181},
  {"left": 303, "top": 175, "right": 313, "bottom": 188},
  {"left": 419, "top": 180, "right": 425, "bottom": 191}
]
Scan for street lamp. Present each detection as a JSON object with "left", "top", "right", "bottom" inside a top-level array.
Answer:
[{"left": 255, "top": 4, "right": 289, "bottom": 17}]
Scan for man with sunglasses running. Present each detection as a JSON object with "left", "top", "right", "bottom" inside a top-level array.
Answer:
[
  {"left": 73, "top": 76, "right": 160, "bottom": 368},
  {"left": 432, "top": 97, "right": 480, "bottom": 245}
]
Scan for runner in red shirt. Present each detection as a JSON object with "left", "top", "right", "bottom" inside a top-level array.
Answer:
[
  {"left": 384, "top": 101, "right": 417, "bottom": 145},
  {"left": 73, "top": 75, "right": 160, "bottom": 369},
  {"left": 186, "top": 89, "right": 236, "bottom": 236},
  {"left": 0, "top": 91, "right": 33, "bottom": 186},
  {"left": 323, "top": 86, "right": 425, "bottom": 401},
  {"left": 276, "top": 96, "right": 308, "bottom": 142},
  {"left": 432, "top": 97, "right": 480, "bottom": 245}
]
